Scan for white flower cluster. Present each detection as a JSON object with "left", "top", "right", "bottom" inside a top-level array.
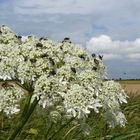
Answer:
[
  {"left": 59, "top": 84, "right": 102, "bottom": 118},
  {"left": 99, "top": 81, "right": 128, "bottom": 127},
  {"left": 32, "top": 75, "right": 61, "bottom": 108},
  {"left": 0, "top": 83, "right": 24, "bottom": 115},
  {"left": 0, "top": 26, "right": 128, "bottom": 128}
]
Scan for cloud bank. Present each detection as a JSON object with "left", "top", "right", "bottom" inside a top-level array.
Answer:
[
  {"left": 13, "top": 0, "right": 112, "bottom": 15},
  {"left": 86, "top": 35, "right": 140, "bottom": 61}
]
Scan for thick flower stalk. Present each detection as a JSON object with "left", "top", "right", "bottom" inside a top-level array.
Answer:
[{"left": 0, "top": 25, "right": 128, "bottom": 139}]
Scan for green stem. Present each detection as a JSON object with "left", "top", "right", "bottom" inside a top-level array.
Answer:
[
  {"left": 7, "top": 98, "right": 39, "bottom": 140},
  {"left": 63, "top": 124, "right": 80, "bottom": 140},
  {"left": 71, "top": 129, "right": 82, "bottom": 140},
  {"left": 48, "top": 117, "right": 75, "bottom": 140},
  {"left": 21, "top": 92, "right": 33, "bottom": 117},
  {"left": 103, "top": 123, "right": 108, "bottom": 139},
  {"left": 43, "top": 122, "right": 54, "bottom": 140}
]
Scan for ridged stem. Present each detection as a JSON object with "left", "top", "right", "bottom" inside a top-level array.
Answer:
[{"left": 7, "top": 97, "right": 39, "bottom": 140}]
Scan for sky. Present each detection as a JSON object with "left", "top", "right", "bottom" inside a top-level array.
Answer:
[{"left": 0, "top": 0, "right": 140, "bottom": 79}]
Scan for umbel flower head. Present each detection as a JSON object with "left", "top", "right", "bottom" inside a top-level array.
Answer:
[
  {"left": 0, "top": 25, "right": 128, "bottom": 127},
  {"left": 0, "top": 82, "right": 24, "bottom": 115},
  {"left": 99, "top": 80, "right": 128, "bottom": 127}
]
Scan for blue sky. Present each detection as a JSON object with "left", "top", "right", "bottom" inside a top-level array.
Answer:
[{"left": 1, "top": 0, "right": 140, "bottom": 79}]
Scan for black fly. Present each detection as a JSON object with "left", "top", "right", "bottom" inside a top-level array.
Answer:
[
  {"left": 49, "top": 57, "right": 55, "bottom": 66},
  {"left": 92, "top": 66, "right": 97, "bottom": 71},
  {"left": 30, "top": 59, "right": 36, "bottom": 63},
  {"left": 40, "top": 53, "right": 49, "bottom": 58},
  {"left": 78, "top": 55, "right": 85, "bottom": 60},
  {"left": 94, "top": 59, "right": 99, "bottom": 65},
  {"left": 17, "top": 35, "right": 22, "bottom": 39},
  {"left": 2, "top": 82, "right": 14, "bottom": 89},
  {"left": 91, "top": 53, "right": 96, "bottom": 58},
  {"left": 60, "top": 45, "right": 63, "bottom": 50},
  {"left": 39, "top": 37, "right": 48, "bottom": 41},
  {"left": 36, "top": 43, "right": 43, "bottom": 48},
  {"left": 71, "top": 67, "right": 76, "bottom": 73},
  {"left": 49, "top": 69, "right": 56, "bottom": 76},
  {"left": 62, "top": 37, "right": 71, "bottom": 43},
  {"left": 24, "top": 56, "right": 28, "bottom": 62},
  {"left": 99, "top": 55, "right": 103, "bottom": 60}
]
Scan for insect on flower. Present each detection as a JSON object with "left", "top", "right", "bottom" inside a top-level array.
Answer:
[
  {"left": 17, "top": 36, "right": 22, "bottom": 39},
  {"left": 71, "top": 67, "right": 76, "bottom": 73},
  {"left": 78, "top": 54, "right": 85, "bottom": 60},
  {"left": 62, "top": 37, "right": 71, "bottom": 43},
  {"left": 99, "top": 55, "right": 103, "bottom": 60},
  {"left": 92, "top": 66, "right": 97, "bottom": 71},
  {"left": 30, "top": 58, "right": 36, "bottom": 63},
  {"left": 24, "top": 56, "right": 28, "bottom": 62},
  {"left": 36, "top": 42, "right": 43, "bottom": 48},
  {"left": 2, "top": 82, "right": 14, "bottom": 89},
  {"left": 91, "top": 53, "right": 96, "bottom": 58},
  {"left": 49, "top": 69, "right": 56, "bottom": 76},
  {"left": 39, "top": 37, "right": 48, "bottom": 41},
  {"left": 49, "top": 57, "right": 55, "bottom": 66},
  {"left": 94, "top": 59, "right": 99, "bottom": 65},
  {"left": 60, "top": 45, "right": 63, "bottom": 50},
  {"left": 40, "top": 53, "right": 49, "bottom": 58}
]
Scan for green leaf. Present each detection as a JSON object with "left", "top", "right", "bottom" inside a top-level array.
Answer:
[{"left": 28, "top": 128, "right": 38, "bottom": 135}]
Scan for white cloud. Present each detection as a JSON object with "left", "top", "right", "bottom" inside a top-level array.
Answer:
[
  {"left": 13, "top": 0, "right": 126, "bottom": 15},
  {"left": 86, "top": 35, "right": 140, "bottom": 61},
  {"left": 128, "top": 53, "right": 140, "bottom": 59}
]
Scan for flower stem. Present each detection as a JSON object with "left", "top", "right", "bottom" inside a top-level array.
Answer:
[
  {"left": 48, "top": 117, "right": 75, "bottom": 140},
  {"left": 7, "top": 97, "right": 39, "bottom": 140},
  {"left": 63, "top": 124, "right": 80, "bottom": 140},
  {"left": 43, "top": 122, "right": 54, "bottom": 140},
  {"left": 21, "top": 92, "right": 33, "bottom": 117}
]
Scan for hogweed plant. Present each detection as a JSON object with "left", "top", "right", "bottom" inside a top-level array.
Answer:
[{"left": 0, "top": 25, "right": 128, "bottom": 140}]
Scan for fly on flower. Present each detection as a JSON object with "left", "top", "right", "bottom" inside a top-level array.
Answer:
[
  {"left": 49, "top": 57, "right": 55, "bottom": 66},
  {"left": 91, "top": 53, "right": 96, "bottom": 57},
  {"left": 71, "top": 67, "right": 76, "bottom": 73},
  {"left": 94, "top": 59, "right": 99, "bottom": 65},
  {"left": 99, "top": 55, "right": 103, "bottom": 60},
  {"left": 62, "top": 37, "right": 71, "bottom": 43},
  {"left": 78, "top": 54, "right": 85, "bottom": 60},
  {"left": 17, "top": 35, "right": 22, "bottom": 39},
  {"left": 49, "top": 69, "right": 56, "bottom": 76},
  {"left": 30, "top": 59, "right": 36, "bottom": 63},
  {"left": 39, "top": 37, "right": 48, "bottom": 41},
  {"left": 92, "top": 66, "right": 97, "bottom": 71},
  {"left": 36, "top": 42, "right": 43, "bottom": 48},
  {"left": 40, "top": 53, "right": 49, "bottom": 58},
  {"left": 2, "top": 82, "right": 14, "bottom": 89}
]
